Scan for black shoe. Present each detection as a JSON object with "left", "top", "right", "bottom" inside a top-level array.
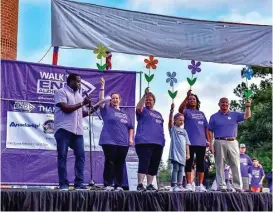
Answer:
[
  {"left": 217, "top": 188, "right": 227, "bottom": 192},
  {"left": 75, "top": 185, "right": 89, "bottom": 190},
  {"left": 146, "top": 184, "right": 157, "bottom": 192},
  {"left": 137, "top": 183, "right": 146, "bottom": 192},
  {"left": 235, "top": 188, "right": 244, "bottom": 193}
]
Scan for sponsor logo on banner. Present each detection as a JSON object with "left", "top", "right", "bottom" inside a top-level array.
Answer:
[
  {"left": 13, "top": 101, "right": 35, "bottom": 112},
  {"left": 43, "top": 120, "right": 54, "bottom": 134},
  {"left": 37, "top": 72, "right": 96, "bottom": 95},
  {"left": 9, "top": 122, "right": 40, "bottom": 129}
]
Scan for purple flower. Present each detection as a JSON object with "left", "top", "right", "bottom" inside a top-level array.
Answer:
[
  {"left": 166, "top": 72, "right": 177, "bottom": 87},
  {"left": 188, "top": 60, "right": 201, "bottom": 74}
]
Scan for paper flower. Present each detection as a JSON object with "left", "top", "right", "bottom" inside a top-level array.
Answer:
[
  {"left": 242, "top": 66, "right": 254, "bottom": 80},
  {"left": 93, "top": 45, "right": 108, "bottom": 59},
  {"left": 188, "top": 60, "right": 201, "bottom": 74},
  {"left": 144, "top": 55, "right": 158, "bottom": 69},
  {"left": 106, "top": 52, "right": 112, "bottom": 70},
  {"left": 166, "top": 72, "right": 177, "bottom": 87}
]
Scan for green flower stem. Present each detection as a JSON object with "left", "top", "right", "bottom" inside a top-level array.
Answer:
[{"left": 245, "top": 78, "right": 248, "bottom": 100}]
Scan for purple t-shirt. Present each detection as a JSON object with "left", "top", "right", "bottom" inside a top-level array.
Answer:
[
  {"left": 135, "top": 107, "right": 165, "bottom": 146},
  {"left": 208, "top": 111, "right": 245, "bottom": 138},
  {"left": 99, "top": 105, "right": 134, "bottom": 146},
  {"left": 248, "top": 166, "right": 264, "bottom": 187},
  {"left": 184, "top": 108, "right": 208, "bottom": 146},
  {"left": 240, "top": 153, "right": 253, "bottom": 177}
]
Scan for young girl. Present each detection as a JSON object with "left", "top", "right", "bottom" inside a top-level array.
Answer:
[
  {"left": 169, "top": 103, "right": 191, "bottom": 192},
  {"left": 248, "top": 159, "right": 265, "bottom": 192}
]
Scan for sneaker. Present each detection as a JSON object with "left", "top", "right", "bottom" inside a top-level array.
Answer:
[
  {"left": 185, "top": 184, "right": 194, "bottom": 192},
  {"left": 192, "top": 182, "right": 196, "bottom": 191},
  {"left": 178, "top": 185, "right": 190, "bottom": 191},
  {"left": 75, "top": 185, "right": 89, "bottom": 190},
  {"left": 137, "top": 183, "right": 146, "bottom": 192},
  {"left": 104, "top": 186, "right": 114, "bottom": 191},
  {"left": 196, "top": 184, "right": 207, "bottom": 192},
  {"left": 114, "top": 187, "right": 124, "bottom": 192},
  {"left": 146, "top": 184, "right": 157, "bottom": 192},
  {"left": 173, "top": 185, "right": 186, "bottom": 192},
  {"left": 59, "top": 185, "right": 69, "bottom": 191}
]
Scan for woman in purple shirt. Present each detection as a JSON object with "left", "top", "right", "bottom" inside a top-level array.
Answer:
[
  {"left": 135, "top": 87, "right": 165, "bottom": 192},
  {"left": 179, "top": 90, "right": 209, "bottom": 192},
  {"left": 99, "top": 78, "right": 134, "bottom": 191}
]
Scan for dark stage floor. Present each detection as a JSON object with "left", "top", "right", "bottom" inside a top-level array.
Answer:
[{"left": 1, "top": 189, "right": 272, "bottom": 211}]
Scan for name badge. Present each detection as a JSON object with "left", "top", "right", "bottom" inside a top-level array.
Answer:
[
  {"left": 120, "top": 119, "right": 128, "bottom": 124},
  {"left": 155, "top": 119, "right": 162, "bottom": 124},
  {"left": 198, "top": 121, "right": 204, "bottom": 125}
]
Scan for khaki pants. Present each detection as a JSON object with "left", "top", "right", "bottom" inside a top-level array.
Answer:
[
  {"left": 242, "top": 177, "right": 250, "bottom": 190},
  {"left": 214, "top": 139, "right": 242, "bottom": 189}
]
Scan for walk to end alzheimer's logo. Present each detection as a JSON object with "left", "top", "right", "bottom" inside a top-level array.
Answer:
[{"left": 36, "top": 72, "right": 96, "bottom": 96}]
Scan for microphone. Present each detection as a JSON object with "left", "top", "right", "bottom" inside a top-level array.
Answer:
[{"left": 83, "top": 91, "right": 91, "bottom": 103}]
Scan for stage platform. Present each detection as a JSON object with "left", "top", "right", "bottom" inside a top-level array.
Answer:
[{"left": 1, "top": 189, "right": 272, "bottom": 211}]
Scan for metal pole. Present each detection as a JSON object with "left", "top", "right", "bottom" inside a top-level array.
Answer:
[
  {"left": 139, "top": 71, "right": 143, "bottom": 100},
  {"left": 88, "top": 106, "right": 95, "bottom": 187}
]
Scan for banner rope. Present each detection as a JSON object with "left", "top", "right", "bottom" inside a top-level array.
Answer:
[{"left": 38, "top": 46, "right": 52, "bottom": 63}]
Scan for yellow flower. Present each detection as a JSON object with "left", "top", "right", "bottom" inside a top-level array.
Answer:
[{"left": 93, "top": 45, "right": 108, "bottom": 59}]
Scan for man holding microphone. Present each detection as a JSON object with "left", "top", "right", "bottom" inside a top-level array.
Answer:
[{"left": 54, "top": 73, "right": 95, "bottom": 191}]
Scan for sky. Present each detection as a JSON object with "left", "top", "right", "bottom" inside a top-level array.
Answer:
[{"left": 17, "top": 0, "right": 272, "bottom": 161}]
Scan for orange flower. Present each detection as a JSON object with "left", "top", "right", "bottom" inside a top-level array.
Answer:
[{"left": 144, "top": 55, "right": 158, "bottom": 69}]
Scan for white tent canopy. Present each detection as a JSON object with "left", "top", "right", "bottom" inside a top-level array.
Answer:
[{"left": 51, "top": 0, "right": 272, "bottom": 67}]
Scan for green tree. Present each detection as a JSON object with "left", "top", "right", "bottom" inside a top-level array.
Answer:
[
  {"left": 230, "top": 66, "right": 272, "bottom": 174},
  {"left": 158, "top": 159, "right": 171, "bottom": 182}
]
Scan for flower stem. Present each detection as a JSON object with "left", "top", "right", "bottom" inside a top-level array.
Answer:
[
  {"left": 245, "top": 78, "right": 248, "bottom": 100},
  {"left": 148, "top": 68, "right": 150, "bottom": 87},
  {"left": 172, "top": 85, "right": 174, "bottom": 103},
  {"left": 246, "top": 78, "right": 248, "bottom": 89},
  {"left": 190, "top": 73, "right": 193, "bottom": 90}
]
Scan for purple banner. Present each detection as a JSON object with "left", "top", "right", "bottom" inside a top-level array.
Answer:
[{"left": 1, "top": 59, "right": 137, "bottom": 185}]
